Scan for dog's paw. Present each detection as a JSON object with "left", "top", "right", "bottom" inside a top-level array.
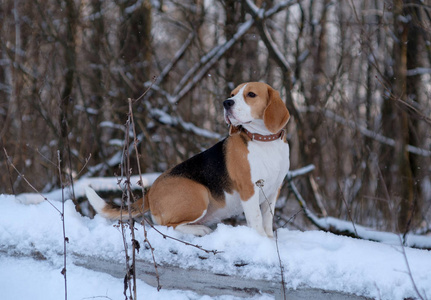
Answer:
[{"left": 175, "top": 224, "right": 212, "bottom": 236}]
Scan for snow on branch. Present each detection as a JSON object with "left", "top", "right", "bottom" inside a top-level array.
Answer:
[
  {"left": 149, "top": 108, "right": 223, "bottom": 140},
  {"left": 172, "top": 44, "right": 224, "bottom": 97},
  {"left": 315, "top": 216, "right": 431, "bottom": 250},
  {"left": 244, "top": 0, "right": 296, "bottom": 85},
  {"left": 287, "top": 164, "right": 315, "bottom": 179},
  {"left": 163, "top": 0, "right": 296, "bottom": 106},
  {"left": 406, "top": 67, "right": 431, "bottom": 76},
  {"left": 170, "top": 19, "right": 254, "bottom": 105},
  {"left": 144, "top": 31, "right": 196, "bottom": 102},
  {"left": 300, "top": 105, "right": 431, "bottom": 157}
]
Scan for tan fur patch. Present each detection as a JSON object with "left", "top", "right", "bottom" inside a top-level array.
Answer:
[
  {"left": 263, "top": 86, "right": 290, "bottom": 133},
  {"left": 225, "top": 132, "right": 255, "bottom": 201},
  {"left": 147, "top": 175, "right": 210, "bottom": 227}
]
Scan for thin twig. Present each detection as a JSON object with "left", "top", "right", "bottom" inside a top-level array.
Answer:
[
  {"left": 141, "top": 216, "right": 220, "bottom": 255},
  {"left": 121, "top": 105, "right": 136, "bottom": 299},
  {"left": 1, "top": 140, "right": 15, "bottom": 194},
  {"left": 57, "top": 150, "right": 68, "bottom": 300},
  {"left": 74, "top": 153, "right": 92, "bottom": 178},
  {"left": 142, "top": 223, "right": 162, "bottom": 291},
  {"left": 3, "top": 147, "right": 62, "bottom": 215},
  {"left": 125, "top": 100, "right": 138, "bottom": 299},
  {"left": 134, "top": 77, "right": 156, "bottom": 104},
  {"left": 279, "top": 209, "right": 303, "bottom": 228},
  {"left": 337, "top": 181, "right": 358, "bottom": 237}
]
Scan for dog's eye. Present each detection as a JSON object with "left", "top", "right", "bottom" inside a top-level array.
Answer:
[
  {"left": 247, "top": 92, "right": 256, "bottom": 98},
  {"left": 230, "top": 93, "right": 234, "bottom": 97}
]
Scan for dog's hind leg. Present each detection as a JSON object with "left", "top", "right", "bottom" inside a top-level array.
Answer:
[{"left": 149, "top": 177, "right": 212, "bottom": 236}]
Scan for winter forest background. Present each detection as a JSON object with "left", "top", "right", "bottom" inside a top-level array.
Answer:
[{"left": 1, "top": 0, "right": 431, "bottom": 237}]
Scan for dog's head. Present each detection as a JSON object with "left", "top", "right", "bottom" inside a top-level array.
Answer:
[{"left": 223, "top": 82, "right": 290, "bottom": 135}]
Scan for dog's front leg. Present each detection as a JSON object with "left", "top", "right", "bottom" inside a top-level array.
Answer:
[
  {"left": 241, "top": 192, "right": 266, "bottom": 236},
  {"left": 261, "top": 191, "right": 278, "bottom": 238}
]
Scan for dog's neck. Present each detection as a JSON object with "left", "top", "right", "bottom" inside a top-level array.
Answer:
[
  {"left": 229, "top": 120, "right": 285, "bottom": 142},
  {"left": 242, "top": 119, "right": 271, "bottom": 135}
]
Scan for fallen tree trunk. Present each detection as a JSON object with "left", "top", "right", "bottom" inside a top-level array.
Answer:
[{"left": 73, "top": 253, "right": 370, "bottom": 300}]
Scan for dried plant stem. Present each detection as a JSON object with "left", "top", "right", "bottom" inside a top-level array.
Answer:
[
  {"left": 57, "top": 150, "right": 68, "bottom": 300},
  {"left": 142, "top": 223, "right": 162, "bottom": 291},
  {"left": 337, "top": 181, "right": 358, "bottom": 237},
  {"left": 141, "top": 216, "right": 220, "bottom": 255},
  {"left": 255, "top": 180, "right": 286, "bottom": 300},
  {"left": 119, "top": 219, "right": 132, "bottom": 300},
  {"left": 120, "top": 104, "right": 137, "bottom": 299},
  {"left": 127, "top": 96, "right": 162, "bottom": 290},
  {"left": 1, "top": 140, "right": 15, "bottom": 194}
]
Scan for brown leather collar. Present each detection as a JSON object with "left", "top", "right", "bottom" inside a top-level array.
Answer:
[{"left": 242, "top": 127, "right": 285, "bottom": 142}]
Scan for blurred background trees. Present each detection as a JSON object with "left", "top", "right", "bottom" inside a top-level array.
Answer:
[{"left": 1, "top": 0, "right": 430, "bottom": 235}]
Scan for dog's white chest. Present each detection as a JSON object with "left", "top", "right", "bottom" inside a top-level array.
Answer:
[{"left": 247, "top": 139, "right": 290, "bottom": 199}]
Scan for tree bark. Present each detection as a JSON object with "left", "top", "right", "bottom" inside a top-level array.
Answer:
[{"left": 380, "top": 0, "right": 416, "bottom": 234}]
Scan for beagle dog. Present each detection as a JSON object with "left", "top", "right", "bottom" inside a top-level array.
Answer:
[{"left": 86, "top": 82, "right": 290, "bottom": 237}]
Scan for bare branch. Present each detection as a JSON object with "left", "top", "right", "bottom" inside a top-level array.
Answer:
[
  {"left": 300, "top": 105, "right": 431, "bottom": 157},
  {"left": 141, "top": 217, "right": 220, "bottom": 255},
  {"left": 171, "top": 19, "right": 254, "bottom": 105}
]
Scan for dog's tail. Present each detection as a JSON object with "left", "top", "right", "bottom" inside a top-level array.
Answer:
[{"left": 85, "top": 186, "right": 149, "bottom": 220}]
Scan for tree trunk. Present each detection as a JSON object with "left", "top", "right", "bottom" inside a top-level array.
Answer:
[
  {"left": 380, "top": 0, "right": 416, "bottom": 234},
  {"left": 403, "top": 0, "right": 423, "bottom": 232},
  {"left": 118, "top": 0, "right": 152, "bottom": 98}
]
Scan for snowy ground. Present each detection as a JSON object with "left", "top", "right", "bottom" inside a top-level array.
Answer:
[{"left": 1, "top": 193, "right": 430, "bottom": 300}]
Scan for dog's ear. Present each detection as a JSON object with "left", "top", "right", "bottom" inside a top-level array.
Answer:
[
  {"left": 228, "top": 125, "right": 241, "bottom": 136},
  {"left": 263, "top": 86, "right": 290, "bottom": 133}
]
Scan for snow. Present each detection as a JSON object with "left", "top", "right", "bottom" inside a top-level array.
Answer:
[
  {"left": 1, "top": 193, "right": 430, "bottom": 300},
  {"left": 0, "top": 256, "right": 207, "bottom": 300}
]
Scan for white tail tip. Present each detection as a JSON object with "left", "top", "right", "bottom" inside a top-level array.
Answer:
[{"left": 85, "top": 186, "right": 108, "bottom": 215}]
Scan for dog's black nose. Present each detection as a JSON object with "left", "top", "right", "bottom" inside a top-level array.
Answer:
[{"left": 223, "top": 99, "right": 235, "bottom": 109}]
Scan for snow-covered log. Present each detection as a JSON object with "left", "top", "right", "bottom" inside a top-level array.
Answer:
[{"left": 15, "top": 173, "right": 161, "bottom": 205}]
